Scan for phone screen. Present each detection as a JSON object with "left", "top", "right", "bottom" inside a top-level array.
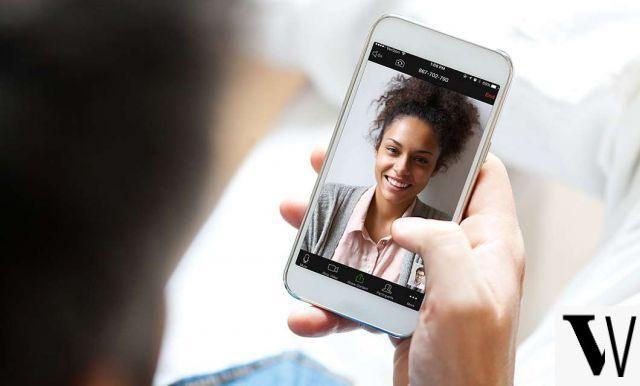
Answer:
[{"left": 296, "top": 42, "right": 500, "bottom": 310}]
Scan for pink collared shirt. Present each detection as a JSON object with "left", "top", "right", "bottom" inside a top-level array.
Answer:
[{"left": 331, "top": 186, "right": 416, "bottom": 284}]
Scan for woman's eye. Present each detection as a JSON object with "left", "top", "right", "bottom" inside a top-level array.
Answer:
[
  {"left": 386, "top": 146, "right": 398, "bottom": 155},
  {"left": 415, "top": 157, "right": 429, "bottom": 165}
]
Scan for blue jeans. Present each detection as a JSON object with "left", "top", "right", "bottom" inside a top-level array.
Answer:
[{"left": 169, "top": 351, "right": 351, "bottom": 386}]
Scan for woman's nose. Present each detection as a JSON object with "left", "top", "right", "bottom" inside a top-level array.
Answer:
[{"left": 394, "top": 156, "right": 411, "bottom": 176}]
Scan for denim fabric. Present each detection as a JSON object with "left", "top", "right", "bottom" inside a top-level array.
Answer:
[{"left": 169, "top": 351, "right": 351, "bottom": 386}]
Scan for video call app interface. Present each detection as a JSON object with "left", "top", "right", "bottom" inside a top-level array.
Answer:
[{"left": 297, "top": 42, "right": 500, "bottom": 310}]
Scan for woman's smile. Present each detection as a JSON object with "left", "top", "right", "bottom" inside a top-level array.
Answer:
[{"left": 384, "top": 175, "right": 412, "bottom": 190}]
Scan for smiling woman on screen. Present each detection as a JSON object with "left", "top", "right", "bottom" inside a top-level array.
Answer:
[{"left": 301, "top": 75, "right": 479, "bottom": 290}]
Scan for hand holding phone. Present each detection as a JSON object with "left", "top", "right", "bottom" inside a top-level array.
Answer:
[{"left": 281, "top": 149, "right": 525, "bottom": 385}]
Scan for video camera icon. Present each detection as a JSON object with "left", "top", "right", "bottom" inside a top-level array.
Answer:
[{"left": 395, "top": 58, "right": 405, "bottom": 68}]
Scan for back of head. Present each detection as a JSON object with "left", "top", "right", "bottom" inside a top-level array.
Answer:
[{"left": 1, "top": 1, "right": 227, "bottom": 384}]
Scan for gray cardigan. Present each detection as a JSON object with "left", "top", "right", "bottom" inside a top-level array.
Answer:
[{"left": 301, "top": 183, "right": 450, "bottom": 286}]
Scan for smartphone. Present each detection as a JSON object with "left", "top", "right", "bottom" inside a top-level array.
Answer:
[{"left": 283, "top": 15, "right": 513, "bottom": 337}]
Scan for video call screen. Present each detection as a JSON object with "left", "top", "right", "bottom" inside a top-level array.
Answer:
[{"left": 297, "top": 42, "right": 500, "bottom": 310}]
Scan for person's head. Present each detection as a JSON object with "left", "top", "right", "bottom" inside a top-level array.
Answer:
[
  {"left": 370, "top": 75, "right": 479, "bottom": 206},
  {"left": 415, "top": 267, "right": 425, "bottom": 283},
  {"left": 1, "top": 1, "right": 227, "bottom": 385}
]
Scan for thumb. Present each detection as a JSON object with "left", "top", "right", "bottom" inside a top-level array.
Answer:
[
  {"left": 392, "top": 218, "right": 482, "bottom": 307},
  {"left": 391, "top": 217, "right": 471, "bottom": 271},
  {"left": 391, "top": 218, "right": 470, "bottom": 256}
]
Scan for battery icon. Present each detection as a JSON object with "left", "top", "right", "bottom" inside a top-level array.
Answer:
[{"left": 491, "top": 84, "right": 497, "bottom": 89}]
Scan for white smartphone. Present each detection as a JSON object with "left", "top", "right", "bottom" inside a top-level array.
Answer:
[{"left": 283, "top": 15, "right": 513, "bottom": 337}]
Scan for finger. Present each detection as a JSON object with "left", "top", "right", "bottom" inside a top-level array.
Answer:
[
  {"left": 279, "top": 200, "right": 307, "bottom": 229},
  {"left": 310, "top": 146, "right": 326, "bottom": 174},
  {"left": 391, "top": 218, "right": 470, "bottom": 261},
  {"left": 288, "top": 305, "right": 359, "bottom": 337},
  {"left": 392, "top": 338, "right": 411, "bottom": 386},
  {"left": 391, "top": 218, "right": 479, "bottom": 297},
  {"left": 279, "top": 146, "right": 326, "bottom": 228},
  {"left": 465, "top": 153, "right": 516, "bottom": 219},
  {"left": 388, "top": 335, "right": 410, "bottom": 348},
  {"left": 460, "top": 153, "right": 524, "bottom": 261}
]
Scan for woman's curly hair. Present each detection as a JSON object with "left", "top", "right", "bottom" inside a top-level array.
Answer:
[{"left": 370, "top": 75, "right": 479, "bottom": 173}]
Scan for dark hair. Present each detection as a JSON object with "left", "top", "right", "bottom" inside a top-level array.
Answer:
[
  {"left": 416, "top": 267, "right": 425, "bottom": 274},
  {"left": 1, "top": 1, "right": 226, "bottom": 384},
  {"left": 370, "top": 75, "right": 479, "bottom": 173}
]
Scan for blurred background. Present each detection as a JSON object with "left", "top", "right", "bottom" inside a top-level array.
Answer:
[
  {"left": 154, "top": 1, "right": 640, "bottom": 385},
  {"left": 3, "top": 0, "right": 638, "bottom": 385}
]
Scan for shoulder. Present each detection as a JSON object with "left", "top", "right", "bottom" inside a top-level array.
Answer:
[
  {"left": 319, "top": 183, "right": 368, "bottom": 202},
  {"left": 412, "top": 198, "right": 451, "bottom": 221}
]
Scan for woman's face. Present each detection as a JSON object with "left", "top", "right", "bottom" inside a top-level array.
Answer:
[{"left": 374, "top": 115, "right": 440, "bottom": 207}]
